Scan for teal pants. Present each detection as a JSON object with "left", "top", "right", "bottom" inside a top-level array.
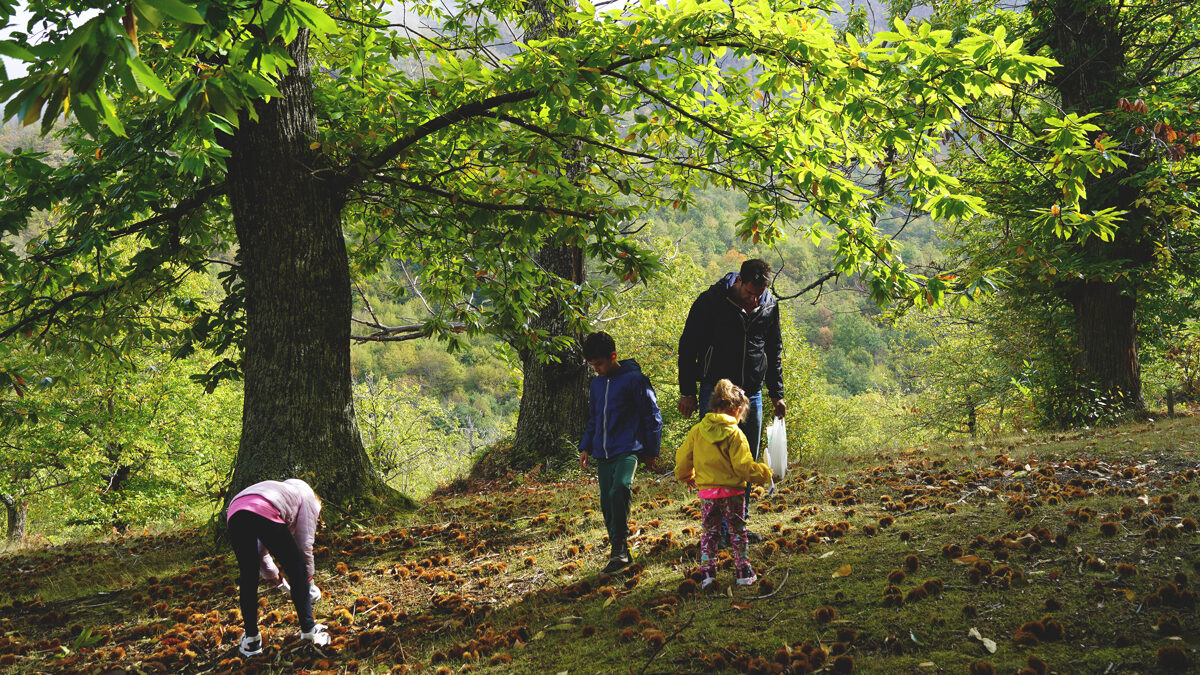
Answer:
[{"left": 597, "top": 454, "right": 638, "bottom": 555}]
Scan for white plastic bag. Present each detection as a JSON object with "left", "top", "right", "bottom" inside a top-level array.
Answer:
[{"left": 765, "top": 417, "right": 787, "bottom": 481}]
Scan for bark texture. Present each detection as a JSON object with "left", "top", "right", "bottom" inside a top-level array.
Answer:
[
  {"left": 1, "top": 494, "right": 26, "bottom": 543},
  {"left": 1066, "top": 281, "right": 1145, "bottom": 408},
  {"left": 511, "top": 245, "right": 589, "bottom": 468},
  {"left": 223, "top": 31, "right": 407, "bottom": 510}
]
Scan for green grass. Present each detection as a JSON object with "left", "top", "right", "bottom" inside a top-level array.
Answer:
[{"left": 1, "top": 416, "right": 1198, "bottom": 673}]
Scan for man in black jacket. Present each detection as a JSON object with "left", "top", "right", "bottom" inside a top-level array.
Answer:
[{"left": 678, "top": 258, "right": 786, "bottom": 541}]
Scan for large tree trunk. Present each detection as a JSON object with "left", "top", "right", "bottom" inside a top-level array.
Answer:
[
  {"left": 1036, "top": 0, "right": 1146, "bottom": 416},
  {"left": 1067, "top": 281, "right": 1145, "bottom": 410},
  {"left": 508, "top": 0, "right": 590, "bottom": 468},
  {"left": 224, "top": 30, "right": 408, "bottom": 511},
  {"left": 511, "top": 244, "right": 589, "bottom": 468},
  {"left": 1, "top": 494, "right": 26, "bottom": 543}
]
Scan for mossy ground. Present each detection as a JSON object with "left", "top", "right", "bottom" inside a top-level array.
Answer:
[{"left": 2, "top": 416, "right": 1199, "bottom": 674}]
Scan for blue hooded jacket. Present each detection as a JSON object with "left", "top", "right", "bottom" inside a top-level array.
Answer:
[{"left": 580, "top": 359, "right": 663, "bottom": 460}]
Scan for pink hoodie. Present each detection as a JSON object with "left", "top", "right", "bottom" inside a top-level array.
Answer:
[{"left": 227, "top": 479, "right": 321, "bottom": 580}]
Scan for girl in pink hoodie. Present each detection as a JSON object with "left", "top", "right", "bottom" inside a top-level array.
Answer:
[{"left": 226, "top": 478, "right": 329, "bottom": 656}]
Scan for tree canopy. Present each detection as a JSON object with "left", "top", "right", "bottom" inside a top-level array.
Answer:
[
  {"left": 0, "top": 0, "right": 1102, "bottom": 501},
  {"left": 939, "top": 0, "right": 1200, "bottom": 424}
]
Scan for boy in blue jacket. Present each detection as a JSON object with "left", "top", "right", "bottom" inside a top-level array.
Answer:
[{"left": 580, "top": 331, "right": 663, "bottom": 574}]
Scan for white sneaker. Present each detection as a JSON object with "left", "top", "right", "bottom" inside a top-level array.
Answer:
[
  {"left": 238, "top": 632, "right": 263, "bottom": 657},
  {"left": 301, "top": 623, "right": 330, "bottom": 647},
  {"left": 736, "top": 572, "right": 759, "bottom": 586},
  {"left": 736, "top": 566, "right": 758, "bottom": 586}
]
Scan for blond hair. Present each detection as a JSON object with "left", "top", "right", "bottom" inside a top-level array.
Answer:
[{"left": 710, "top": 379, "right": 749, "bottom": 421}]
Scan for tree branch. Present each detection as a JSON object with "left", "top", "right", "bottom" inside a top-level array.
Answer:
[
  {"left": 0, "top": 289, "right": 112, "bottom": 340},
  {"left": 774, "top": 270, "right": 839, "bottom": 301},
  {"left": 350, "top": 88, "right": 543, "bottom": 183},
  {"left": 375, "top": 175, "right": 598, "bottom": 220},
  {"left": 350, "top": 318, "right": 467, "bottom": 343},
  {"left": 30, "top": 182, "right": 227, "bottom": 265}
]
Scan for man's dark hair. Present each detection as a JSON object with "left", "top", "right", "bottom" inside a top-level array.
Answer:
[
  {"left": 582, "top": 331, "right": 617, "bottom": 361},
  {"left": 739, "top": 259, "right": 771, "bottom": 287}
]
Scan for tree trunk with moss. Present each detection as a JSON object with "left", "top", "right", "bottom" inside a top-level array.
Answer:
[
  {"left": 1035, "top": 0, "right": 1148, "bottom": 416},
  {"left": 1, "top": 494, "right": 26, "bottom": 543},
  {"left": 511, "top": 243, "right": 590, "bottom": 468},
  {"left": 223, "top": 31, "right": 409, "bottom": 511}
]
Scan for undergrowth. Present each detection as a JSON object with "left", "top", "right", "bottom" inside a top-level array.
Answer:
[{"left": 1, "top": 417, "right": 1198, "bottom": 673}]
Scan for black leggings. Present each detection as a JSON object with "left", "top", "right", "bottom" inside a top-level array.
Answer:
[{"left": 228, "top": 510, "right": 315, "bottom": 634}]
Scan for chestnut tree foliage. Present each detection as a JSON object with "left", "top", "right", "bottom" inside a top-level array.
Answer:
[
  {"left": 939, "top": 0, "right": 1200, "bottom": 424},
  {"left": 0, "top": 0, "right": 1094, "bottom": 504}
]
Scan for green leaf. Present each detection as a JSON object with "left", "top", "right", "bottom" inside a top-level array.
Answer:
[
  {"left": 71, "top": 92, "right": 102, "bottom": 136},
  {"left": 97, "top": 91, "right": 127, "bottom": 136},
  {"left": 147, "top": 0, "right": 206, "bottom": 25},
  {"left": 240, "top": 74, "right": 282, "bottom": 99},
  {"left": 262, "top": 1, "right": 297, "bottom": 42},
  {"left": 290, "top": 1, "right": 338, "bottom": 36},
  {"left": 132, "top": 0, "right": 166, "bottom": 27},
  {"left": 0, "top": 40, "right": 36, "bottom": 62},
  {"left": 204, "top": 80, "right": 238, "bottom": 120},
  {"left": 126, "top": 55, "right": 176, "bottom": 100}
]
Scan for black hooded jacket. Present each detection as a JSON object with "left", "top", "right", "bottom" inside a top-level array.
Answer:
[{"left": 677, "top": 272, "right": 784, "bottom": 399}]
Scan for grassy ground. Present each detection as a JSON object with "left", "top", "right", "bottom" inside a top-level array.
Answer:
[{"left": 2, "top": 416, "right": 1199, "bottom": 674}]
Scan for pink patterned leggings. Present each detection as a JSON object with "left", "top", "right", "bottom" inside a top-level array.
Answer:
[{"left": 699, "top": 495, "right": 750, "bottom": 575}]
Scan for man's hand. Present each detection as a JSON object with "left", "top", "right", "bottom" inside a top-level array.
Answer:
[
  {"left": 772, "top": 398, "right": 786, "bottom": 419},
  {"left": 579, "top": 451, "right": 589, "bottom": 470},
  {"left": 642, "top": 456, "right": 660, "bottom": 472},
  {"left": 678, "top": 395, "right": 698, "bottom": 417}
]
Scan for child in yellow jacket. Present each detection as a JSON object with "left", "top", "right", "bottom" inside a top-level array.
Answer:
[{"left": 675, "top": 379, "right": 772, "bottom": 588}]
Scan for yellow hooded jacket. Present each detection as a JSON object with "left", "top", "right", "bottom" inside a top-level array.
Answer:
[{"left": 675, "top": 413, "right": 772, "bottom": 489}]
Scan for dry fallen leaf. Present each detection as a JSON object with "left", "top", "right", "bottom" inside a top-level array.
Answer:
[
  {"left": 967, "top": 627, "right": 997, "bottom": 653},
  {"left": 832, "top": 565, "right": 852, "bottom": 578},
  {"left": 731, "top": 600, "right": 752, "bottom": 610},
  {"left": 953, "top": 555, "right": 981, "bottom": 564}
]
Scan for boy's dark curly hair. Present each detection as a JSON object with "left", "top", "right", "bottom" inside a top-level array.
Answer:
[{"left": 581, "top": 331, "right": 617, "bottom": 361}]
